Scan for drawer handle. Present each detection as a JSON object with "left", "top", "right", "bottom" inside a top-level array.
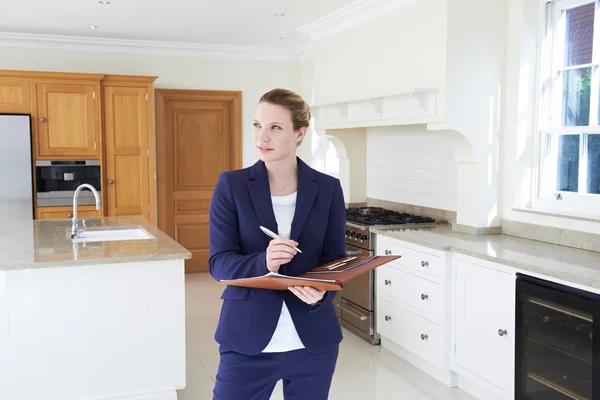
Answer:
[
  {"left": 498, "top": 329, "right": 507, "bottom": 337},
  {"left": 385, "top": 250, "right": 391, "bottom": 255},
  {"left": 421, "top": 334, "right": 428, "bottom": 340},
  {"left": 384, "top": 279, "right": 391, "bottom": 286},
  {"left": 384, "top": 315, "right": 392, "bottom": 321},
  {"left": 421, "top": 293, "right": 428, "bottom": 300},
  {"left": 421, "top": 261, "right": 429, "bottom": 267},
  {"left": 68, "top": 213, "right": 73, "bottom": 218}
]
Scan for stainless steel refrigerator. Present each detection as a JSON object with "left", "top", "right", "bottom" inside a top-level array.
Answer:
[{"left": 0, "top": 114, "right": 34, "bottom": 220}]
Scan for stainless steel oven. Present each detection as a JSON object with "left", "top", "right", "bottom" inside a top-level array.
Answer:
[
  {"left": 334, "top": 241, "right": 377, "bottom": 343},
  {"left": 35, "top": 160, "right": 101, "bottom": 206},
  {"left": 336, "top": 207, "right": 438, "bottom": 345}
]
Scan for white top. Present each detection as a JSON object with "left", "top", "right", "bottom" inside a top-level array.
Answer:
[{"left": 261, "top": 191, "right": 305, "bottom": 353}]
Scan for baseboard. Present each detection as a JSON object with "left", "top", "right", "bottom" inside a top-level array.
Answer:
[
  {"left": 90, "top": 388, "right": 176, "bottom": 400},
  {"left": 457, "top": 376, "right": 511, "bottom": 400},
  {"left": 380, "top": 335, "right": 458, "bottom": 387}
]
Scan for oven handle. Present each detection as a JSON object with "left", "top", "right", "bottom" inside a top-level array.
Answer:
[
  {"left": 346, "top": 250, "right": 364, "bottom": 256},
  {"left": 336, "top": 301, "right": 369, "bottom": 321}
]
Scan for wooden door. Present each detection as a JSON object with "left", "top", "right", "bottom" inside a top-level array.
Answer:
[
  {"left": 0, "top": 77, "right": 30, "bottom": 114},
  {"left": 454, "top": 259, "right": 515, "bottom": 394},
  {"left": 156, "top": 90, "right": 241, "bottom": 273},
  {"left": 103, "top": 86, "right": 150, "bottom": 219},
  {"left": 35, "top": 81, "right": 100, "bottom": 158}
]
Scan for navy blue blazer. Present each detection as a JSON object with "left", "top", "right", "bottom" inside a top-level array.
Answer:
[{"left": 208, "top": 157, "right": 346, "bottom": 355}]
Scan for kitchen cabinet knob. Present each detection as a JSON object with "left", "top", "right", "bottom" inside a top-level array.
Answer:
[
  {"left": 385, "top": 250, "right": 391, "bottom": 255},
  {"left": 68, "top": 213, "right": 73, "bottom": 218},
  {"left": 421, "top": 261, "right": 429, "bottom": 267},
  {"left": 384, "top": 279, "right": 391, "bottom": 286},
  {"left": 498, "top": 329, "right": 507, "bottom": 337},
  {"left": 421, "top": 293, "right": 428, "bottom": 300},
  {"left": 40, "top": 117, "right": 46, "bottom": 122},
  {"left": 421, "top": 334, "right": 428, "bottom": 340},
  {"left": 108, "top": 180, "right": 114, "bottom": 184},
  {"left": 384, "top": 315, "right": 391, "bottom": 321}
]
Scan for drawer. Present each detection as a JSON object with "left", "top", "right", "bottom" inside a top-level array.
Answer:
[
  {"left": 35, "top": 206, "right": 100, "bottom": 220},
  {"left": 377, "top": 265, "right": 443, "bottom": 323},
  {"left": 377, "top": 297, "right": 445, "bottom": 368},
  {"left": 376, "top": 236, "right": 444, "bottom": 281}
]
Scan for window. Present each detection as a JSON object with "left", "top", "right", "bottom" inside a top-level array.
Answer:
[{"left": 535, "top": 0, "right": 600, "bottom": 216}]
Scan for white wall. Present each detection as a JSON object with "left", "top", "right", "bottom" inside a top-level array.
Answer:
[
  {"left": 366, "top": 126, "right": 457, "bottom": 211},
  {"left": 310, "top": 0, "right": 448, "bottom": 108},
  {"left": 0, "top": 47, "right": 302, "bottom": 168},
  {"left": 502, "top": 0, "right": 600, "bottom": 234}
]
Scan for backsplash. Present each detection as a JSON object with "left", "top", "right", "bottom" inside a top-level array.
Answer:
[{"left": 366, "top": 127, "right": 457, "bottom": 212}]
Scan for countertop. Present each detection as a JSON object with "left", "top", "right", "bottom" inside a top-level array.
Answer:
[
  {"left": 372, "top": 224, "right": 600, "bottom": 290},
  {"left": 0, "top": 216, "right": 192, "bottom": 271}
]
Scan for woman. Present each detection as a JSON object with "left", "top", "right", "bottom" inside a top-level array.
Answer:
[{"left": 208, "top": 88, "right": 347, "bottom": 400}]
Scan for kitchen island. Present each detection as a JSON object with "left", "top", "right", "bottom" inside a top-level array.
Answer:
[{"left": 0, "top": 216, "right": 191, "bottom": 400}]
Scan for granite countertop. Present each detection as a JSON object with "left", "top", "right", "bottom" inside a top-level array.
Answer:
[
  {"left": 372, "top": 224, "right": 600, "bottom": 290},
  {"left": 0, "top": 216, "right": 192, "bottom": 271}
]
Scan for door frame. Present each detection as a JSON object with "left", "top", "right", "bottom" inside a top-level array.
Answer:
[{"left": 154, "top": 88, "right": 243, "bottom": 235}]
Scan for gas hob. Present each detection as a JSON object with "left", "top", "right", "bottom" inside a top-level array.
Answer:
[{"left": 345, "top": 207, "right": 438, "bottom": 250}]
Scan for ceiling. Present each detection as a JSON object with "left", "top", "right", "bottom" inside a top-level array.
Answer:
[{"left": 0, "top": 0, "right": 358, "bottom": 50}]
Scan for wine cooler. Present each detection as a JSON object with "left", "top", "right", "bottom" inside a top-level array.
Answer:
[{"left": 516, "top": 273, "right": 600, "bottom": 400}]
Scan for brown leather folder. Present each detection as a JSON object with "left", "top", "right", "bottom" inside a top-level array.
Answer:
[{"left": 218, "top": 255, "right": 402, "bottom": 291}]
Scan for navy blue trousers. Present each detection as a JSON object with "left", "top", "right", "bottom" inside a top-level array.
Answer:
[{"left": 212, "top": 345, "right": 339, "bottom": 400}]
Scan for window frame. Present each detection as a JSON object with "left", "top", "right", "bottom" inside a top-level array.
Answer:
[{"left": 532, "top": 0, "right": 600, "bottom": 217}]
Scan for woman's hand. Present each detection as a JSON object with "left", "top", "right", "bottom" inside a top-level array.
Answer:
[
  {"left": 289, "top": 286, "right": 326, "bottom": 305},
  {"left": 266, "top": 238, "right": 298, "bottom": 273}
]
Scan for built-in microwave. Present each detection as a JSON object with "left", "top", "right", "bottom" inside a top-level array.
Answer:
[{"left": 35, "top": 160, "right": 101, "bottom": 206}]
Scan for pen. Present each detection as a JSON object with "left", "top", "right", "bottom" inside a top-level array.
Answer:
[{"left": 259, "top": 226, "right": 303, "bottom": 253}]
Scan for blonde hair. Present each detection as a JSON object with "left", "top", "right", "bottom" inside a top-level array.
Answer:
[{"left": 259, "top": 88, "right": 311, "bottom": 132}]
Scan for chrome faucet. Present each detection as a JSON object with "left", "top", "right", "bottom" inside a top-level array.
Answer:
[{"left": 71, "top": 184, "right": 101, "bottom": 239}]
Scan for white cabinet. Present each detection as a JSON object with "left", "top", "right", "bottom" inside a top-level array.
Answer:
[
  {"left": 375, "top": 234, "right": 454, "bottom": 383},
  {"left": 453, "top": 256, "right": 516, "bottom": 396}
]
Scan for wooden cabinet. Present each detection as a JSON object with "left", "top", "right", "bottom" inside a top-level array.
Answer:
[
  {"left": 35, "top": 205, "right": 100, "bottom": 220},
  {"left": 102, "top": 76, "right": 156, "bottom": 222},
  {"left": 453, "top": 256, "right": 515, "bottom": 395},
  {"left": 34, "top": 79, "right": 101, "bottom": 159},
  {"left": 0, "top": 70, "right": 158, "bottom": 222},
  {"left": 0, "top": 76, "right": 31, "bottom": 114}
]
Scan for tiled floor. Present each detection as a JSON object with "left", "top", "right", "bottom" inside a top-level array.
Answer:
[{"left": 178, "top": 273, "right": 475, "bottom": 400}]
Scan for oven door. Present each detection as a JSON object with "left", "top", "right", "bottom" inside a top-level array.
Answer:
[{"left": 340, "top": 243, "right": 373, "bottom": 312}]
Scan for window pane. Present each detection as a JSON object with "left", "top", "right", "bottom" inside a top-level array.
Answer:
[
  {"left": 556, "top": 134, "right": 580, "bottom": 192},
  {"left": 588, "top": 134, "right": 600, "bottom": 194},
  {"left": 562, "top": 67, "right": 592, "bottom": 126},
  {"left": 564, "top": 2, "right": 595, "bottom": 67}
]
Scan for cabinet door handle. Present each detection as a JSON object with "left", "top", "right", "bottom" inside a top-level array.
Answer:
[
  {"left": 40, "top": 117, "right": 46, "bottom": 122},
  {"left": 498, "top": 329, "right": 507, "bottom": 337},
  {"left": 384, "top": 279, "right": 391, "bottom": 286},
  {"left": 421, "top": 293, "right": 428, "bottom": 300},
  {"left": 384, "top": 315, "right": 392, "bottom": 321},
  {"left": 385, "top": 250, "right": 391, "bottom": 255},
  {"left": 421, "top": 334, "right": 428, "bottom": 340},
  {"left": 108, "top": 180, "right": 114, "bottom": 184},
  {"left": 68, "top": 213, "right": 73, "bottom": 218},
  {"left": 421, "top": 261, "right": 429, "bottom": 267}
]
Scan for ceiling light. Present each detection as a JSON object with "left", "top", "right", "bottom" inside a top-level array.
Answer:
[
  {"left": 275, "top": 36, "right": 283, "bottom": 40},
  {"left": 98, "top": 1, "right": 110, "bottom": 4},
  {"left": 88, "top": 25, "right": 99, "bottom": 29},
  {"left": 274, "top": 13, "right": 285, "bottom": 17}
]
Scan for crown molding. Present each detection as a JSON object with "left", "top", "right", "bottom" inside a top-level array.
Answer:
[
  {"left": 0, "top": 32, "right": 310, "bottom": 61},
  {"left": 297, "top": 0, "right": 421, "bottom": 42}
]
